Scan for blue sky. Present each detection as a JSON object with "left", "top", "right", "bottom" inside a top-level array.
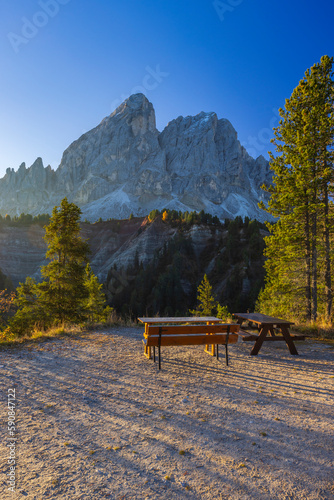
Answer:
[{"left": 0, "top": 0, "right": 333, "bottom": 178}]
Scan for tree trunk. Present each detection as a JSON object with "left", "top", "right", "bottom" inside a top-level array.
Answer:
[
  {"left": 311, "top": 212, "right": 317, "bottom": 322},
  {"left": 323, "top": 183, "right": 332, "bottom": 323},
  {"left": 304, "top": 199, "right": 312, "bottom": 321}
]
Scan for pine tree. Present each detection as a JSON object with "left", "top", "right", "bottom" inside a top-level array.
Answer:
[
  {"left": 9, "top": 199, "right": 106, "bottom": 335},
  {"left": 83, "top": 264, "right": 106, "bottom": 321},
  {"left": 40, "top": 198, "right": 91, "bottom": 323},
  {"left": 0, "top": 289, "right": 15, "bottom": 328},
  {"left": 259, "top": 56, "right": 334, "bottom": 322},
  {"left": 10, "top": 277, "right": 50, "bottom": 335},
  {"left": 190, "top": 274, "right": 217, "bottom": 316}
]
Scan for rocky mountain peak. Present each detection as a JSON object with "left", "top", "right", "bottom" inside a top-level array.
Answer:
[
  {"left": 0, "top": 94, "right": 273, "bottom": 221},
  {"left": 108, "top": 93, "right": 157, "bottom": 136},
  {"left": 31, "top": 157, "right": 44, "bottom": 171}
]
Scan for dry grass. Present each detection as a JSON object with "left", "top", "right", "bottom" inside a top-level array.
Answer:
[
  {"left": 293, "top": 322, "right": 334, "bottom": 342},
  {"left": 0, "top": 312, "right": 137, "bottom": 348}
]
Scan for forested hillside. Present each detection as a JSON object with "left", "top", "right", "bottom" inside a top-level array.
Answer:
[{"left": 105, "top": 210, "right": 267, "bottom": 317}]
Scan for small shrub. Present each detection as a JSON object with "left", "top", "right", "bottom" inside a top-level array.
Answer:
[{"left": 216, "top": 304, "right": 232, "bottom": 321}]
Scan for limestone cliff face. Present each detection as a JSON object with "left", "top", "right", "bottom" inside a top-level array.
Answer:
[
  {"left": 0, "top": 159, "right": 56, "bottom": 215},
  {"left": 158, "top": 112, "right": 269, "bottom": 215},
  {"left": 0, "top": 94, "right": 272, "bottom": 221},
  {"left": 57, "top": 94, "right": 169, "bottom": 207}
]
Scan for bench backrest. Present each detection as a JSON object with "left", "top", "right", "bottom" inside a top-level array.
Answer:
[
  {"left": 145, "top": 323, "right": 240, "bottom": 347},
  {"left": 147, "top": 324, "right": 239, "bottom": 335}
]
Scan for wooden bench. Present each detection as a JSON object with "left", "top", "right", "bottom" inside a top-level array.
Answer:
[{"left": 143, "top": 323, "right": 240, "bottom": 370}]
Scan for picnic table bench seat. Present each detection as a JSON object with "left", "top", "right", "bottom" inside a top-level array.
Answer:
[
  {"left": 142, "top": 322, "right": 240, "bottom": 370},
  {"left": 238, "top": 329, "right": 260, "bottom": 341},
  {"left": 238, "top": 329, "right": 306, "bottom": 342}
]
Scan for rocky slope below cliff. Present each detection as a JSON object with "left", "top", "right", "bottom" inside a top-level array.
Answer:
[
  {"left": 0, "top": 94, "right": 272, "bottom": 222},
  {"left": 0, "top": 217, "right": 180, "bottom": 287},
  {"left": 0, "top": 217, "right": 167, "bottom": 287},
  {"left": 0, "top": 216, "right": 267, "bottom": 315}
]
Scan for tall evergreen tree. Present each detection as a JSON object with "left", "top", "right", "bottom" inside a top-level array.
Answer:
[
  {"left": 40, "top": 198, "right": 91, "bottom": 323},
  {"left": 9, "top": 199, "right": 106, "bottom": 336},
  {"left": 259, "top": 56, "right": 334, "bottom": 322}
]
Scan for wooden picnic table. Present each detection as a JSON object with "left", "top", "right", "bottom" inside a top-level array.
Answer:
[{"left": 233, "top": 312, "right": 299, "bottom": 356}]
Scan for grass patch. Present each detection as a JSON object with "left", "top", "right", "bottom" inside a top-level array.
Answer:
[
  {"left": 293, "top": 323, "right": 334, "bottom": 342},
  {"left": 0, "top": 323, "right": 83, "bottom": 348},
  {"left": 0, "top": 314, "right": 138, "bottom": 348}
]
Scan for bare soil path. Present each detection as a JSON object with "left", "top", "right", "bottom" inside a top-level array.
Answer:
[{"left": 0, "top": 327, "right": 333, "bottom": 499}]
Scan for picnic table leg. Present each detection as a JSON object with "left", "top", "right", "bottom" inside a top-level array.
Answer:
[
  {"left": 143, "top": 345, "right": 153, "bottom": 360},
  {"left": 204, "top": 342, "right": 216, "bottom": 356},
  {"left": 143, "top": 323, "right": 153, "bottom": 360},
  {"left": 204, "top": 322, "right": 216, "bottom": 356},
  {"left": 250, "top": 324, "right": 269, "bottom": 355},
  {"left": 280, "top": 326, "right": 298, "bottom": 355},
  {"left": 205, "top": 321, "right": 209, "bottom": 354},
  {"left": 268, "top": 326, "right": 276, "bottom": 337}
]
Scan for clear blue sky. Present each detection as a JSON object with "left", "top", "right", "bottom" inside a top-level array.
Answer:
[{"left": 0, "top": 0, "right": 333, "bottom": 178}]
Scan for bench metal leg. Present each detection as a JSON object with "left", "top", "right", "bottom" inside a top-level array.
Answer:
[
  {"left": 158, "top": 327, "right": 162, "bottom": 370},
  {"left": 225, "top": 325, "right": 230, "bottom": 366},
  {"left": 217, "top": 343, "right": 229, "bottom": 366},
  {"left": 153, "top": 346, "right": 156, "bottom": 363}
]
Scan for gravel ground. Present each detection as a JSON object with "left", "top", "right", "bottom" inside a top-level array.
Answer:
[{"left": 0, "top": 327, "right": 333, "bottom": 500}]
